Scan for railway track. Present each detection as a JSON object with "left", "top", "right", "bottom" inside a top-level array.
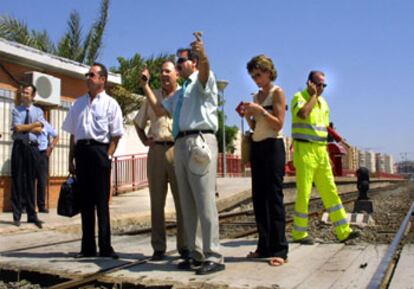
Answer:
[{"left": 0, "top": 182, "right": 412, "bottom": 289}]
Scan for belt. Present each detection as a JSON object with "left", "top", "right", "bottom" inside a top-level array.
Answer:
[
  {"left": 28, "top": 140, "right": 39, "bottom": 146},
  {"left": 176, "top": 130, "right": 214, "bottom": 139},
  {"left": 77, "top": 139, "right": 108, "bottom": 146},
  {"left": 294, "top": 139, "right": 310, "bottom": 143},
  {"left": 39, "top": 150, "right": 47, "bottom": 153},
  {"left": 154, "top": 141, "right": 174, "bottom": 146},
  {"left": 15, "top": 139, "right": 39, "bottom": 146}
]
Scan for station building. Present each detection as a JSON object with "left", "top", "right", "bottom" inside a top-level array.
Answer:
[{"left": 0, "top": 38, "right": 145, "bottom": 212}]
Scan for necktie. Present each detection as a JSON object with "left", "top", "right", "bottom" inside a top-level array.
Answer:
[
  {"left": 23, "top": 108, "right": 30, "bottom": 140},
  {"left": 172, "top": 80, "right": 189, "bottom": 138},
  {"left": 24, "top": 108, "right": 30, "bottom": 124}
]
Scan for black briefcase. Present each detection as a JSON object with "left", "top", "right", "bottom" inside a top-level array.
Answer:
[{"left": 57, "top": 175, "right": 80, "bottom": 217}]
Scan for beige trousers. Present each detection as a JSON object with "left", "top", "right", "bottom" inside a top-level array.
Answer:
[{"left": 147, "top": 143, "right": 187, "bottom": 254}]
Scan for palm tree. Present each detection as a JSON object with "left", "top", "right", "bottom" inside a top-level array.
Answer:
[
  {"left": 0, "top": 0, "right": 109, "bottom": 65},
  {"left": 110, "top": 53, "right": 175, "bottom": 123},
  {"left": 0, "top": 15, "right": 55, "bottom": 53}
]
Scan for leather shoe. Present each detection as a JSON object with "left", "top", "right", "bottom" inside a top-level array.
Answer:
[
  {"left": 179, "top": 249, "right": 190, "bottom": 259},
  {"left": 74, "top": 252, "right": 97, "bottom": 258},
  {"left": 39, "top": 208, "right": 49, "bottom": 213},
  {"left": 195, "top": 261, "right": 225, "bottom": 275},
  {"left": 28, "top": 219, "right": 43, "bottom": 229},
  {"left": 177, "top": 258, "right": 203, "bottom": 270},
  {"left": 151, "top": 251, "right": 165, "bottom": 261},
  {"left": 99, "top": 251, "right": 119, "bottom": 259},
  {"left": 13, "top": 220, "right": 21, "bottom": 227}
]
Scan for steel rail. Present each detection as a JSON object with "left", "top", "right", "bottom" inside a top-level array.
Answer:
[
  {"left": 366, "top": 201, "right": 414, "bottom": 289},
  {"left": 47, "top": 248, "right": 178, "bottom": 289}
]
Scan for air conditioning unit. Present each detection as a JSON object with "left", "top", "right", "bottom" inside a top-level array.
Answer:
[{"left": 25, "top": 71, "right": 61, "bottom": 106}]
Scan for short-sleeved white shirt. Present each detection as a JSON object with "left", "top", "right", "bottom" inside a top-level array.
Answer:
[{"left": 62, "top": 91, "right": 124, "bottom": 143}]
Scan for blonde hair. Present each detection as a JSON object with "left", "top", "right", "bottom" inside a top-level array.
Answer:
[{"left": 247, "top": 54, "right": 277, "bottom": 81}]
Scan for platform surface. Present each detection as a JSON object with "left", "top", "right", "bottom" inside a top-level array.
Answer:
[
  {"left": 388, "top": 244, "right": 414, "bottom": 289},
  {"left": 0, "top": 230, "right": 388, "bottom": 289}
]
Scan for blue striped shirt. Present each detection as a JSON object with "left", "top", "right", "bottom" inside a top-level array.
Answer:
[
  {"left": 12, "top": 104, "right": 45, "bottom": 142},
  {"left": 37, "top": 121, "right": 58, "bottom": 151}
]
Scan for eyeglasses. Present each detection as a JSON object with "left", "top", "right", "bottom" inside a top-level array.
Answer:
[
  {"left": 177, "top": 57, "right": 190, "bottom": 64},
  {"left": 84, "top": 72, "right": 98, "bottom": 78}
]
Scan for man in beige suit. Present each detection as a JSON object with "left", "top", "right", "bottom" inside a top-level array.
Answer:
[{"left": 135, "top": 60, "right": 188, "bottom": 260}]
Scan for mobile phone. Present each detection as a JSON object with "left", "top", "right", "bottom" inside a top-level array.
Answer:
[{"left": 235, "top": 101, "right": 245, "bottom": 117}]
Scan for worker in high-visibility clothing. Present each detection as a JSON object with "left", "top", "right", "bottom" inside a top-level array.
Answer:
[{"left": 290, "top": 70, "right": 360, "bottom": 244}]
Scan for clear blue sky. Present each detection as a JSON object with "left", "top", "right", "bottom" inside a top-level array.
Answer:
[{"left": 2, "top": 0, "right": 413, "bottom": 161}]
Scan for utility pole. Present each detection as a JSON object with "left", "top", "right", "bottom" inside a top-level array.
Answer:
[{"left": 217, "top": 80, "right": 229, "bottom": 177}]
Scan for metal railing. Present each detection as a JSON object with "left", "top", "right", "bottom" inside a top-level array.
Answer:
[
  {"left": 111, "top": 153, "right": 148, "bottom": 195},
  {"left": 217, "top": 153, "right": 243, "bottom": 177},
  {"left": 111, "top": 153, "right": 244, "bottom": 194},
  {"left": 110, "top": 153, "right": 405, "bottom": 195}
]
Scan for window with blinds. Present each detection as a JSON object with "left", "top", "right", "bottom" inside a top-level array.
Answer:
[
  {"left": 0, "top": 88, "right": 72, "bottom": 177},
  {"left": 0, "top": 88, "right": 15, "bottom": 176},
  {"left": 49, "top": 100, "right": 71, "bottom": 177}
]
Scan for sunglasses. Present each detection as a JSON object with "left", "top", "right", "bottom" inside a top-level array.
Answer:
[
  {"left": 315, "top": 82, "right": 327, "bottom": 88},
  {"left": 84, "top": 72, "right": 99, "bottom": 78},
  {"left": 177, "top": 57, "right": 190, "bottom": 64}
]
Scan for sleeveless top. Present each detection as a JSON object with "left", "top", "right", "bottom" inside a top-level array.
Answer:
[{"left": 252, "top": 85, "right": 284, "bottom": 142}]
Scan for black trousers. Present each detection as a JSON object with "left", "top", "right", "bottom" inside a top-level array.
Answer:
[
  {"left": 35, "top": 151, "right": 48, "bottom": 210},
  {"left": 250, "top": 138, "right": 288, "bottom": 259},
  {"left": 75, "top": 142, "right": 112, "bottom": 255},
  {"left": 11, "top": 140, "right": 39, "bottom": 222}
]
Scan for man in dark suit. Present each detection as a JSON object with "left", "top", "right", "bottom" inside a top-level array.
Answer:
[{"left": 11, "top": 84, "right": 44, "bottom": 228}]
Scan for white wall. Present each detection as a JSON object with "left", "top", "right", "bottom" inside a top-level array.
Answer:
[{"left": 114, "top": 124, "right": 148, "bottom": 156}]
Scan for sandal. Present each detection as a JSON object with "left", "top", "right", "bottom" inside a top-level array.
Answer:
[{"left": 268, "top": 257, "right": 287, "bottom": 267}]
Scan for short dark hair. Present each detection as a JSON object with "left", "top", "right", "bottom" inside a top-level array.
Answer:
[
  {"left": 176, "top": 48, "right": 199, "bottom": 65},
  {"left": 163, "top": 59, "right": 176, "bottom": 67},
  {"left": 307, "top": 70, "right": 325, "bottom": 82},
  {"left": 92, "top": 62, "right": 108, "bottom": 82},
  {"left": 246, "top": 55, "right": 278, "bottom": 81},
  {"left": 23, "top": 84, "right": 37, "bottom": 96}
]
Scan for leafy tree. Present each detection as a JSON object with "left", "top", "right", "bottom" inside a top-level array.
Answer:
[
  {"left": 110, "top": 53, "right": 175, "bottom": 123},
  {"left": 0, "top": 0, "right": 109, "bottom": 65},
  {"left": 216, "top": 110, "right": 239, "bottom": 153}
]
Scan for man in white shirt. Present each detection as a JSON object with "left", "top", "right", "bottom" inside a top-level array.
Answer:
[{"left": 62, "top": 63, "right": 124, "bottom": 259}]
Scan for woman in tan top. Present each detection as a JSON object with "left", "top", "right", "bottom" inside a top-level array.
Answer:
[{"left": 243, "top": 55, "right": 288, "bottom": 266}]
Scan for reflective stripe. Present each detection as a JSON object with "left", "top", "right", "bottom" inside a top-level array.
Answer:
[
  {"left": 292, "top": 123, "right": 327, "bottom": 132},
  {"left": 295, "top": 211, "right": 308, "bottom": 219},
  {"left": 334, "top": 218, "right": 349, "bottom": 227},
  {"left": 293, "top": 225, "right": 308, "bottom": 232},
  {"left": 327, "top": 204, "right": 344, "bottom": 213},
  {"left": 292, "top": 133, "right": 327, "bottom": 142}
]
